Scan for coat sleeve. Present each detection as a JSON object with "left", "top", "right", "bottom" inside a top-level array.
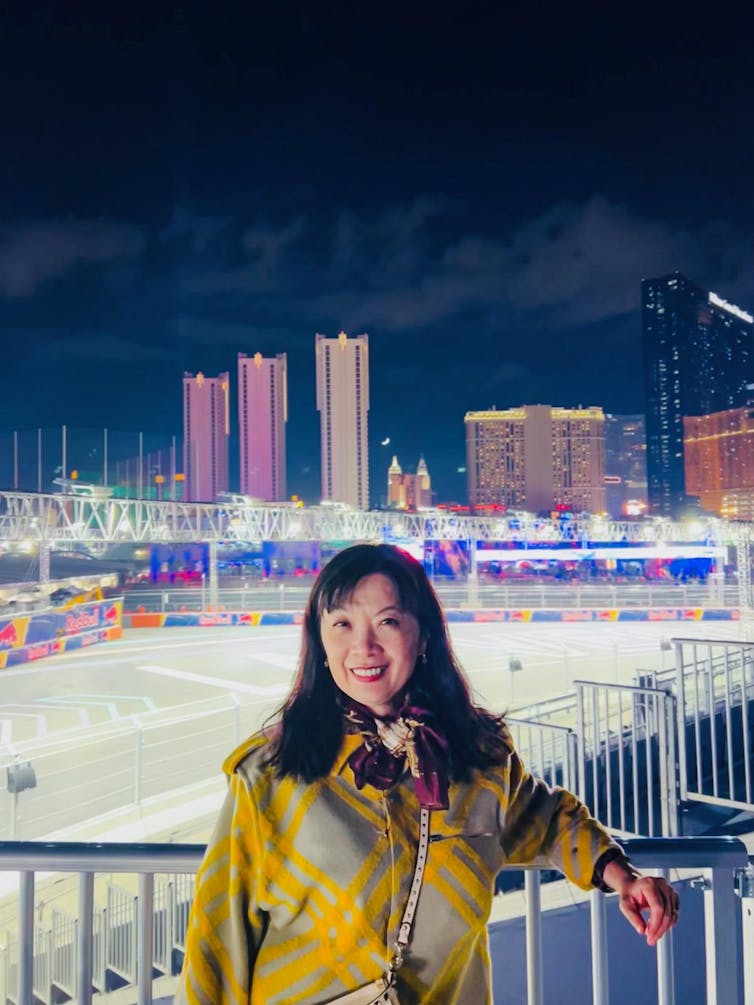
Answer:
[
  {"left": 175, "top": 771, "right": 268, "bottom": 1004},
  {"left": 497, "top": 731, "right": 620, "bottom": 891}
]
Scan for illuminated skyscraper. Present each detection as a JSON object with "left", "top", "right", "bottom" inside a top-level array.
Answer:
[
  {"left": 684, "top": 405, "right": 754, "bottom": 519},
  {"left": 238, "top": 351, "right": 287, "bottom": 501},
  {"left": 315, "top": 331, "right": 369, "bottom": 509},
  {"left": 182, "top": 371, "right": 230, "bottom": 502},
  {"left": 604, "top": 414, "right": 647, "bottom": 518},
  {"left": 642, "top": 272, "right": 754, "bottom": 517},
  {"left": 465, "top": 405, "right": 606, "bottom": 514}
]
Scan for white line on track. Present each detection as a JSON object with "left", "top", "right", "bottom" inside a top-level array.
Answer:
[
  {"left": 137, "top": 664, "right": 289, "bottom": 696},
  {"left": 0, "top": 634, "right": 301, "bottom": 677}
]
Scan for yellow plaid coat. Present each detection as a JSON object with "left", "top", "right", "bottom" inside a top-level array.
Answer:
[{"left": 176, "top": 727, "right": 617, "bottom": 1004}]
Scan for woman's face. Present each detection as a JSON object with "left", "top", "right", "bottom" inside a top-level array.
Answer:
[{"left": 319, "top": 572, "right": 423, "bottom": 717}]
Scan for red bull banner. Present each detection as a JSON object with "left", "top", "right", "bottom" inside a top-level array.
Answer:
[
  {"left": 0, "top": 598, "right": 123, "bottom": 669},
  {"left": 120, "top": 607, "right": 737, "bottom": 629}
]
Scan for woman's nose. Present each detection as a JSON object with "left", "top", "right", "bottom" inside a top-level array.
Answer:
[{"left": 351, "top": 623, "right": 379, "bottom": 652}]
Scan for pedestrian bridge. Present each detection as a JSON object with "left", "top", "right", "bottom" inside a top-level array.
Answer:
[{"left": 0, "top": 488, "right": 735, "bottom": 546}]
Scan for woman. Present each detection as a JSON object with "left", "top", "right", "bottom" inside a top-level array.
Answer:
[{"left": 177, "top": 543, "right": 678, "bottom": 1004}]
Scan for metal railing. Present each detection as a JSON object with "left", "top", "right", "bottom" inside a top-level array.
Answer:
[
  {"left": 0, "top": 838, "right": 750, "bottom": 1005},
  {"left": 672, "top": 638, "right": 754, "bottom": 807},
  {"left": 575, "top": 680, "right": 679, "bottom": 837},
  {"left": 120, "top": 581, "right": 740, "bottom": 614}
]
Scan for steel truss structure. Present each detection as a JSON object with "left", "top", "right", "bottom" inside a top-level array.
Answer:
[{"left": 0, "top": 489, "right": 737, "bottom": 547}]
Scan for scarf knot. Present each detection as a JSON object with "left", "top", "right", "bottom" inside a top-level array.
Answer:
[{"left": 342, "top": 697, "right": 449, "bottom": 810}]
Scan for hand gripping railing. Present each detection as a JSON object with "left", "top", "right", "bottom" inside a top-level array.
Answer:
[{"left": 0, "top": 836, "right": 750, "bottom": 1005}]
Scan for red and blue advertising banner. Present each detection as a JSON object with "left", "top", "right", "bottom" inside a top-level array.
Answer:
[{"left": 0, "top": 598, "right": 123, "bottom": 669}]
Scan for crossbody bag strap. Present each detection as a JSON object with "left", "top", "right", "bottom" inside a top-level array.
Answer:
[{"left": 389, "top": 806, "right": 430, "bottom": 974}]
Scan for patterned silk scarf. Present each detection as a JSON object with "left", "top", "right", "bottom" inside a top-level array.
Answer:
[{"left": 342, "top": 696, "right": 450, "bottom": 810}]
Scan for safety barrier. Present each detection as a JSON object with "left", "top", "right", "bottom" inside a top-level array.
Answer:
[
  {"left": 0, "top": 598, "right": 123, "bottom": 669},
  {"left": 0, "top": 838, "right": 750, "bottom": 1005}
]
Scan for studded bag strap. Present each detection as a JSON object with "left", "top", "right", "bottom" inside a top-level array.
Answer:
[{"left": 389, "top": 806, "right": 430, "bottom": 974}]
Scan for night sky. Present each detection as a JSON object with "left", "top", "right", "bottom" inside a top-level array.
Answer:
[{"left": 3, "top": 2, "right": 754, "bottom": 502}]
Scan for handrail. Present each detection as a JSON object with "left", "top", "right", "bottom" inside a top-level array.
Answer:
[{"left": 0, "top": 836, "right": 749, "bottom": 1005}]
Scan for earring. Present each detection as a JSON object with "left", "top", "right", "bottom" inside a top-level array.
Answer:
[
  {"left": 420, "top": 652, "right": 427, "bottom": 666},
  {"left": 324, "top": 658, "right": 329, "bottom": 669}
]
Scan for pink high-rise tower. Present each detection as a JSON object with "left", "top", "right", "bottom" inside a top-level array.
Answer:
[
  {"left": 182, "top": 371, "right": 230, "bottom": 502},
  {"left": 238, "top": 351, "right": 288, "bottom": 501}
]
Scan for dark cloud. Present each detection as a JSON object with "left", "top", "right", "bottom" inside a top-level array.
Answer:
[
  {"left": 0, "top": 218, "right": 145, "bottom": 298},
  {"left": 43, "top": 334, "right": 175, "bottom": 362}
]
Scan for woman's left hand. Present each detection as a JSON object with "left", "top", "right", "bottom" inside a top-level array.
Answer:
[{"left": 602, "top": 859, "right": 680, "bottom": 945}]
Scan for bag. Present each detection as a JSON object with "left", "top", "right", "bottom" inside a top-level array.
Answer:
[{"left": 325, "top": 975, "right": 400, "bottom": 1004}]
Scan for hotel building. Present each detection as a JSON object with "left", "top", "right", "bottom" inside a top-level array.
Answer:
[
  {"left": 465, "top": 405, "right": 606, "bottom": 514},
  {"left": 642, "top": 272, "right": 754, "bottom": 517},
  {"left": 315, "top": 331, "right": 369, "bottom": 509},
  {"left": 182, "top": 371, "right": 230, "bottom": 502},
  {"left": 238, "top": 351, "right": 287, "bottom": 501},
  {"left": 387, "top": 455, "right": 432, "bottom": 510},
  {"left": 684, "top": 405, "right": 754, "bottom": 519}
]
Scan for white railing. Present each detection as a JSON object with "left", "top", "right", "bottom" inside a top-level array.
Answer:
[
  {"left": 0, "top": 838, "right": 750, "bottom": 1005},
  {"left": 119, "top": 581, "right": 741, "bottom": 614},
  {"left": 672, "top": 638, "right": 754, "bottom": 807},
  {"left": 575, "top": 680, "right": 679, "bottom": 837}
]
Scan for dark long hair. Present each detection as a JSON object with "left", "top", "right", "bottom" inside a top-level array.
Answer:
[{"left": 266, "top": 543, "right": 509, "bottom": 782}]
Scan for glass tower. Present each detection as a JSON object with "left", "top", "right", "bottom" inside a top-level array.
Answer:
[{"left": 641, "top": 272, "right": 754, "bottom": 517}]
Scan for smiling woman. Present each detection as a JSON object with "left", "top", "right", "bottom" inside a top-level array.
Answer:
[{"left": 176, "top": 543, "right": 679, "bottom": 1005}]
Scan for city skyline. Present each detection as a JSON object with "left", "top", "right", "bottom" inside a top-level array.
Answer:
[{"left": 4, "top": 6, "right": 754, "bottom": 501}]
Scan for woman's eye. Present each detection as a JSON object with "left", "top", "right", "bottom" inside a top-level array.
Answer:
[{"left": 380, "top": 617, "right": 398, "bottom": 626}]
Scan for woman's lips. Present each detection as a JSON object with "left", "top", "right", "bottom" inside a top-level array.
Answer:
[{"left": 350, "top": 665, "right": 387, "bottom": 680}]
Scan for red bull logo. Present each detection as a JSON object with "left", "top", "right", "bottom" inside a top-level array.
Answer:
[
  {"left": 0, "top": 621, "right": 19, "bottom": 648},
  {"left": 65, "top": 609, "right": 100, "bottom": 634}
]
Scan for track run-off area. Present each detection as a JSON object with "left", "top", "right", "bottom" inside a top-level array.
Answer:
[{"left": 0, "top": 618, "right": 746, "bottom": 745}]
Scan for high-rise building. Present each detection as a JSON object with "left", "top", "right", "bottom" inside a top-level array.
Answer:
[
  {"left": 238, "top": 351, "right": 287, "bottom": 501},
  {"left": 315, "top": 331, "right": 369, "bottom": 509},
  {"left": 182, "top": 371, "right": 230, "bottom": 502},
  {"left": 416, "top": 456, "right": 431, "bottom": 507},
  {"left": 387, "top": 455, "right": 432, "bottom": 510},
  {"left": 465, "top": 405, "right": 606, "bottom": 514},
  {"left": 604, "top": 414, "right": 648, "bottom": 518},
  {"left": 642, "top": 272, "right": 754, "bottom": 517},
  {"left": 684, "top": 405, "right": 754, "bottom": 519}
]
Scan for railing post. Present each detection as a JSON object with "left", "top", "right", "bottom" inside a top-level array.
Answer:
[
  {"left": 655, "top": 868, "right": 675, "bottom": 1005},
  {"left": 524, "top": 870, "right": 543, "bottom": 1005},
  {"left": 674, "top": 641, "right": 689, "bottom": 801},
  {"left": 590, "top": 889, "right": 608, "bottom": 1005},
  {"left": 576, "top": 683, "right": 587, "bottom": 803},
  {"left": 736, "top": 863, "right": 754, "bottom": 1005},
  {"left": 18, "top": 870, "right": 35, "bottom": 1005},
  {"left": 133, "top": 717, "right": 143, "bottom": 804},
  {"left": 77, "top": 871, "right": 94, "bottom": 1005},
  {"left": 138, "top": 873, "right": 155, "bottom": 1005},
  {"left": 703, "top": 866, "right": 744, "bottom": 1005}
]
